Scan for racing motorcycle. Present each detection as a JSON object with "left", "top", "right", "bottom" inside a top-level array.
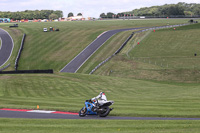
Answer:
[{"left": 79, "top": 99, "right": 114, "bottom": 117}]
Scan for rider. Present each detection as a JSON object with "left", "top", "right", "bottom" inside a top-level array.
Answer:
[{"left": 91, "top": 92, "right": 107, "bottom": 108}]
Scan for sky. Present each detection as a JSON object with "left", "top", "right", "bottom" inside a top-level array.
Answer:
[{"left": 0, "top": 0, "right": 199, "bottom": 18}]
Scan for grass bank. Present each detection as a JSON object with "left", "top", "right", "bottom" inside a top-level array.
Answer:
[
  {"left": 94, "top": 22, "right": 200, "bottom": 83},
  {"left": 0, "top": 118, "right": 200, "bottom": 133},
  {"left": 77, "top": 30, "right": 134, "bottom": 73},
  {"left": 0, "top": 19, "right": 190, "bottom": 72},
  {"left": 0, "top": 73, "right": 200, "bottom": 118}
]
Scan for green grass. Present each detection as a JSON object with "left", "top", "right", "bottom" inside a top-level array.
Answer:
[
  {"left": 0, "top": 118, "right": 200, "bottom": 133},
  {"left": 94, "top": 22, "right": 200, "bottom": 83},
  {"left": 0, "top": 73, "right": 200, "bottom": 118},
  {"left": 78, "top": 30, "right": 134, "bottom": 73},
  {"left": 0, "top": 19, "right": 190, "bottom": 72},
  {"left": 0, "top": 20, "right": 200, "bottom": 132},
  {"left": 129, "top": 23, "right": 200, "bottom": 68}
]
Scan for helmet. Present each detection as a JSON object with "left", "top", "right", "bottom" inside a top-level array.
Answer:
[{"left": 100, "top": 92, "right": 105, "bottom": 96}]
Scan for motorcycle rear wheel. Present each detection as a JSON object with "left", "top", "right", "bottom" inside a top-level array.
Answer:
[
  {"left": 98, "top": 106, "right": 110, "bottom": 117},
  {"left": 79, "top": 107, "right": 87, "bottom": 117}
]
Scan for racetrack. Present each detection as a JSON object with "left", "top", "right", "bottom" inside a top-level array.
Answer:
[
  {"left": 1, "top": 109, "right": 200, "bottom": 120},
  {"left": 0, "top": 28, "right": 14, "bottom": 67},
  {"left": 60, "top": 24, "right": 188, "bottom": 73},
  {"left": 60, "top": 27, "right": 146, "bottom": 73}
]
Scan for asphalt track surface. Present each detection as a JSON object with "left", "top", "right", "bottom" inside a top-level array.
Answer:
[
  {"left": 1, "top": 110, "right": 200, "bottom": 120},
  {"left": 60, "top": 27, "right": 146, "bottom": 73},
  {"left": 0, "top": 28, "right": 13, "bottom": 67}
]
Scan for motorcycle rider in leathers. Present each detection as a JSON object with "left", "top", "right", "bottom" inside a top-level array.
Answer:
[{"left": 90, "top": 92, "right": 107, "bottom": 108}]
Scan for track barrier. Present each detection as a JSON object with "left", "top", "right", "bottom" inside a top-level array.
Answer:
[
  {"left": 89, "top": 32, "right": 134, "bottom": 74},
  {"left": 89, "top": 23, "right": 190, "bottom": 74},
  {"left": 15, "top": 34, "right": 26, "bottom": 71},
  {"left": 0, "top": 69, "right": 53, "bottom": 74}
]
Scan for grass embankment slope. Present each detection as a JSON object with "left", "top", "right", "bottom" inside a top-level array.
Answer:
[
  {"left": 0, "top": 20, "right": 200, "bottom": 132},
  {"left": 0, "top": 73, "right": 200, "bottom": 118},
  {"left": 0, "top": 73, "right": 200, "bottom": 132},
  {"left": 77, "top": 30, "right": 134, "bottom": 73},
  {"left": 1, "top": 118, "right": 200, "bottom": 133},
  {"left": 94, "top": 22, "right": 200, "bottom": 83},
  {"left": 0, "top": 19, "right": 190, "bottom": 71}
]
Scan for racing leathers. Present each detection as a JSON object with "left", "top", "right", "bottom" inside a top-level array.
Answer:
[{"left": 91, "top": 92, "right": 107, "bottom": 108}]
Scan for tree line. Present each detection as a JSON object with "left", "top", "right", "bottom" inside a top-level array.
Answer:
[
  {"left": 67, "top": 12, "right": 82, "bottom": 17},
  {"left": 0, "top": 10, "right": 63, "bottom": 20},
  {"left": 100, "top": 2, "right": 200, "bottom": 18}
]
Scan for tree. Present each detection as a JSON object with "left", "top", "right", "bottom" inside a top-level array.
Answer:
[
  {"left": 117, "top": 13, "right": 124, "bottom": 17},
  {"left": 107, "top": 12, "right": 115, "bottom": 18},
  {"left": 170, "top": 5, "right": 184, "bottom": 15},
  {"left": 100, "top": 13, "right": 106, "bottom": 18},
  {"left": 184, "top": 11, "right": 193, "bottom": 16},
  {"left": 77, "top": 13, "right": 82, "bottom": 16},
  {"left": 49, "top": 13, "right": 59, "bottom": 20},
  {"left": 54, "top": 10, "right": 63, "bottom": 18},
  {"left": 194, "top": 7, "right": 200, "bottom": 15},
  {"left": 0, "top": 10, "right": 63, "bottom": 20},
  {"left": 68, "top": 12, "right": 74, "bottom": 17},
  {"left": 116, "top": 2, "right": 199, "bottom": 17}
]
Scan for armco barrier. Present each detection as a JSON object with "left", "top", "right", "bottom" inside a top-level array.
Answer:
[
  {"left": 89, "top": 23, "right": 190, "bottom": 74},
  {"left": 89, "top": 32, "right": 134, "bottom": 74},
  {"left": 0, "top": 69, "right": 53, "bottom": 74},
  {"left": 15, "top": 34, "right": 26, "bottom": 71},
  {"left": 115, "top": 32, "right": 134, "bottom": 55}
]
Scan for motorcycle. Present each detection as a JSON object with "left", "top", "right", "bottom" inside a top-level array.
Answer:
[{"left": 79, "top": 99, "right": 114, "bottom": 117}]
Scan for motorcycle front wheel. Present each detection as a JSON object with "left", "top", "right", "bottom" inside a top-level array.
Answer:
[
  {"left": 98, "top": 106, "right": 110, "bottom": 117},
  {"left": 79, "top": 107, "right": 87, "bottom": 117}
]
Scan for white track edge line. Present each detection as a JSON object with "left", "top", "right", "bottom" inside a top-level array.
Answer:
[
  {"left": 60, "top": 28, "right": 139, "bottom": 73},
  {"left": 59, "top": 31, "right": 108, "bottom": 72},
  {"left": 59, "top": 25, "right": 180, "bottom": 73},
  {"left": 0, "top": 37, "right": 2, "bottom": 51},
  {"left": 0, "top": 28, "right": 14, "bottom": 68},
  {"left": 74, "top": 32, "right": 118, "bottom": 73},
  {"left": 74, "top": 28, "right": 144, "bottom": 73},
  {"left": 27, "top": 110, "right": 56, "bottom": 113}
]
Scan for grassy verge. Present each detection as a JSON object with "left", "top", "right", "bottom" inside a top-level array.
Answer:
[
  {"left": 0, "top": 73, "right": 200, "bottom": 118},
  {"left": 0, "top": 118, "right": 200, "bottom": 133},
  {"left": 77, "top": 30, "right": 134, "bottom": 73},
  {"left": 129, "top": 23, "right": 200, "bottom": 68},
  {"left": 1, "top": 19, "right": 191, "bottom": 72},
  {"left": 94, "top": 22, "right": 200, "bottom": 83}
]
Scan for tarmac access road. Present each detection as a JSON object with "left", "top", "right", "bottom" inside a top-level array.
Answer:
[
  {"left": 1, "top": 110, "right": 200, "bottom": 120},
  {"left": 0, "top": 28, "right": 14, "bottom": 67},
  {"left": 60, "top": 27, "right": 146, "bottom": 73}
]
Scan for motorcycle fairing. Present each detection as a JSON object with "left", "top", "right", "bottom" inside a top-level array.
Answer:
[{"left": 85, "top": 101, "right": 97, "bottom": 115}]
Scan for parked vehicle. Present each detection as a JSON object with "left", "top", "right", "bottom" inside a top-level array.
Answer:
[
  {"left": 9, "top": 24, "right": 18, "bottom": 28},
  {"left": 43, "top": 28, "right": 48, "bottom": 32}
]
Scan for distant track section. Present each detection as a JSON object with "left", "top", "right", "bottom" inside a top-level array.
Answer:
[
  {"left": 60, "top": 27, "right": 145, "bottom": 73},
  {"left": 0, "top": 28, "right": 14, "bottom": 67}
]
